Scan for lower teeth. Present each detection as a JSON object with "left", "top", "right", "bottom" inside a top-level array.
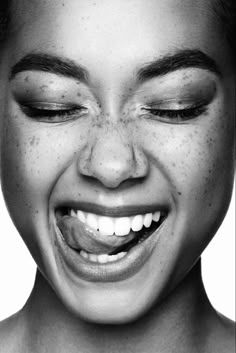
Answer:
[{"left": 80, "top": 250, "right": 127, "bottom": 263}]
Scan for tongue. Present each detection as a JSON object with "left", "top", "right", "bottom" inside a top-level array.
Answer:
[{"left": 57, "top": 215, "right": 136, "bottom": 254}]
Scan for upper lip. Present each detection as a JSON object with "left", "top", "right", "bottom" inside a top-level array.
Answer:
[{"left": 55, "top": 201, "right": 169, "bottom": 217}]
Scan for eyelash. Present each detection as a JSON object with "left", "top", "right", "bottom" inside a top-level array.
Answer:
[
  {"left": 20, "top": 104, "right": 87, "bottom": 122},
  {"left": 142, "top": 105, "right": 207, "bottom": 122},
  {"left": 19, "top": 101, "right": 207, "bottom": 124}
]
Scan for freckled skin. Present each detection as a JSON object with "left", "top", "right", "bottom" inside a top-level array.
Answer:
[{"left": 0, "top": 0, "right": 235, "bottom": 352}]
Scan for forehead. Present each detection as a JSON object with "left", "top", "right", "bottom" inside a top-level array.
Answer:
[{"left": 8, "top": 0, "right": 231, "bottom": 77}]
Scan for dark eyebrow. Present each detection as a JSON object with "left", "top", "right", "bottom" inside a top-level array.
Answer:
[
  {"left": 10, "top": 50, "right": 221, "bottom": 85},
  {"left": 137, "top": 49, "right": 221, "bottom": 82},
  {"left": 10, "top": 53, "right": 89, "bottom": 83}
]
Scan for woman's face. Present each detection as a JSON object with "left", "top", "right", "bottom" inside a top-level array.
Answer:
[{"left": 0, "top": 0, "right": 235, "bottom": 323}]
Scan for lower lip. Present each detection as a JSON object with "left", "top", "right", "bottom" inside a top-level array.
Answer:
[{"left": 54, "top": 218, "right": 166, "bottom": 283}]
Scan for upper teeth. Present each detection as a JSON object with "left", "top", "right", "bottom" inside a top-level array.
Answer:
[{"left": 69, "top": 209, "right": 161, "bottom": 237}]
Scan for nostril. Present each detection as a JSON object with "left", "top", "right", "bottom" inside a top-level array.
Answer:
[{"left": 80, "top": 173, "right": 147, "bottom": 191}]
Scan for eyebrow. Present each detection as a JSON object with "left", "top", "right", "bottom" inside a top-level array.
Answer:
[
  {"left": 10, "top": 53, "right": 89, "bottom": 83},
  {"left": 10, "top": 49, "right": 221, "bottom": 84},
  {"left": 137, "top": 49, "right": 221, "bottom": 82}
]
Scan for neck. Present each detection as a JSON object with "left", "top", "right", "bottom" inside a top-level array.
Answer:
[{"left": 22, "top": 260, "right": 214, "bottom": 353}]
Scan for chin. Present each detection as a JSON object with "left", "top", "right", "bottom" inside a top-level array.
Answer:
[
  {"left": 55, "top": 282, "right": 156, "bottom": 325},
  {"left": 70, "top": 301, "right": 149, "bottom": 325}
]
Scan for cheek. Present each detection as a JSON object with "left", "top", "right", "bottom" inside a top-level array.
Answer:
[
  {"left": 2, "top": 122, "right": 48, "bottom": 203},
  {"left": 141, "top": 108, "right": 234, "bottom": 217},
  {"left": 0, "top": 114, "right": 88, "bottom": 270},
  {"left": 1, "top": 114, "right": 76, "bottom": 217},
  {"left": 183, "top": 108, "right": 235, "bottom": 211}
]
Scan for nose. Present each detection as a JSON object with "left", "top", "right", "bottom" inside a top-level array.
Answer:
[{"left": 77, "top": 130, "right": 149, "bottom": 189}]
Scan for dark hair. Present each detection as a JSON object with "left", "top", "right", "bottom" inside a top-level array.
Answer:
[
  {"left": 214, "top": 0, "right": 236, "bottom": 61},
  {"left": 0, "top": 1, "right": 10, "bottom": 42},
  {"left": 0, "top": 0, "right": 235, "bottom": 60}
]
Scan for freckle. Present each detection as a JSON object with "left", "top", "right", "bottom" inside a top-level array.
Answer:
[
  {"left": 77, "top": 92, "right": 81, "bottom": 97},
  {"left": 178, "top": 191, "right": 182, "bottom": 195},
  {"left": 30, "top": 136, "right": 36, "bottom": 146},
  {"left": 40, "top": 84, "right": 48, "bottom": 90}
]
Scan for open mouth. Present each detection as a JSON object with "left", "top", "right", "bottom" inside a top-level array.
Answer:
[{"left": 55, "top": 207, "right": 167, "bottom": 264}]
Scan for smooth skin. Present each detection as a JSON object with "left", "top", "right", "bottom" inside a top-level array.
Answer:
[{"left": 0, "top": 0, "right": 235, "bottom": 352}]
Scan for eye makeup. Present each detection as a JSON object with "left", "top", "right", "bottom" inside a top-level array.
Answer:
[
  {"left": 11, "top": 72, "right": 97, "bottom": 123},
  {"left": 140, "top": 104, "right": 208, "bottom": 123},
  {"left": 135, "top": 71, "right": 217, "bottom": 123},
  {"left": 19, "top": 102, "right": 88, "bottom": 123},
  {"left": 11, "top": 68, "right": 217, "bottom": 124}
]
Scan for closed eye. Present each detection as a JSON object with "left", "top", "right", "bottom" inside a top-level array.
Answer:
[
  {"left": 19, "top": 102, "right": 88, "bottom": 123},
  {"left": 142, "top": 104, "right": 207, "bottom": 122}
]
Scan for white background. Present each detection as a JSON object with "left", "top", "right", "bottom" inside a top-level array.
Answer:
[{"left": 0, "top": 185, "right": 235, "bottom": 322}]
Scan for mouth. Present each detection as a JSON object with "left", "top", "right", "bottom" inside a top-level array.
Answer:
[{"left": 55, "top": 206, "right": 167, "bottom": 265}]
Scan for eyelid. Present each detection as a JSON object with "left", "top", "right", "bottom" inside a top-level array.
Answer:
[
  {"left": 20, "top": 101, "right": 82, "bottom": 110},
  {"left": 140, "top": 103, "right": 208, "bottom": 123},
  {"left": 144, "top": 98, "right": 206, "bottom": 110}
]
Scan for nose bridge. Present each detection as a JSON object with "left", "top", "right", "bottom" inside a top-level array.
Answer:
[{"left": 77, "top": 123, "right": 149, "bottom": 188}]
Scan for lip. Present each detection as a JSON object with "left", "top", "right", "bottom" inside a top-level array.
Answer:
[
  {"left": 55, "top": 201, "right": 169, "bottom": 217},
  {"left": 53, "top": 207, "right": 168, "bottom": 283}
]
